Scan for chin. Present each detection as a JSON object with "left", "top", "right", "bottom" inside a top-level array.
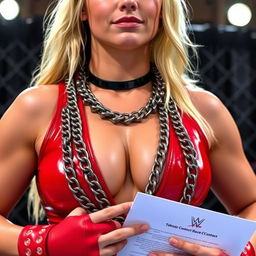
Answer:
[{"left": 113, "top": 37, "right": 149, "bottom": 51}]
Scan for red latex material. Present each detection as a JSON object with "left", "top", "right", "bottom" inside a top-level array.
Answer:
[
  {"left": 37, "top": 83, "right": 211, "bottom": 224},
  {"left": 18, "top": 215, "right": 116, "bottom": 256},
  {"left": 241, "top": 242, "right": 255, "bottom": 256},
  {"left": 18, "top": 225, "right": 53, "bottom": 256},
  {"left": 47, "top": 214, "right": 116, "bottom": 256}
]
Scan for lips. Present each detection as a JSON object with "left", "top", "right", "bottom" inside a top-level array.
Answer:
[{"left": 112, "top": 16, "right": 143, "bottom": 24}]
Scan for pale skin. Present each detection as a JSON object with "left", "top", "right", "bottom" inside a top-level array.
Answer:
[{"left": 0, "top": 0, "right": 255, "bottom": 255}]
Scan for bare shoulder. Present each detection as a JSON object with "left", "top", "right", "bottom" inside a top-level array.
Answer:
[
  {"left": 186, "top": 85, "right": 241, "bottom": 146},
  {"left": 0, "top": 84, "right": 60, "bottom": 142},
  {"left": 186, "top": 85, "right": 225, "bottom": 121},
  {"left": 13, "top": 84, "right": 59, "bottom": 118}
]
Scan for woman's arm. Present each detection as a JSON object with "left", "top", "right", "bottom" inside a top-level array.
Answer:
[
  {"left": 204, "top": 91, "right": 256, "bottom": 248},
  {"left": 189, "top": 88, "right": 256, "bottom": 221},
  {"left": 0, "top": 88, "right": 42, "bottom": 255}
]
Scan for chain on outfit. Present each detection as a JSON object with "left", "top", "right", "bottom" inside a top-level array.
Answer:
[
  {"left": 17, "top": 66, "right": 255, "bottom": 256},
  {"left": 61, "top": 65, "right": 199, "bottom": 218}
]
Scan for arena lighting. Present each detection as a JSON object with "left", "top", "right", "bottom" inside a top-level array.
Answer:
[
  {"left": 227, "top": 3, "right": 252, "bottom": 27},
  {"left": 0, "top": 0, "right": 20, "bottom": 21}
]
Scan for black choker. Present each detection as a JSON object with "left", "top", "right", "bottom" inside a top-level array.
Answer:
[{"left": 87, "top": 69, "right": 152, "bottom": 90}]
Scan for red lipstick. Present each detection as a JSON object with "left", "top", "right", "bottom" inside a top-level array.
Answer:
[{"left": 112, "top": 16, "right": 143, "bottom": 28}]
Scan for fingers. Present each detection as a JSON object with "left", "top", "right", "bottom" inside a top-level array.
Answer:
[
  {"left": 67, "top": 207, "right": 87, "bottom": 216},
  {"left": 99, "top": 223, "right": 149, "bottom": 248},
  {"left": 168, "top": 237, "right": 228, "bottom": 256},
  {"left": 90, "top": 202, "right": 133, "bottom": 223},
  {"left": 149, "top": 237, "right": 229, "bottom": 256},
  {"left": 148, "top": 253, "right": 181, "bottom": 256},
  {"left": 91, "top": 202, "right": 149, "bottom": 255},
  {"left": 100, "top": 240, "right": 128, "bottom": 256}
]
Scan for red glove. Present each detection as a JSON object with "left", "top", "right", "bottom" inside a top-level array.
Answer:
[
  {"left": 241, "top": 241, "right": 255, "bottom": 256},
  {"left": 18, "top": 214, "right": 117, "bottom": 256}
]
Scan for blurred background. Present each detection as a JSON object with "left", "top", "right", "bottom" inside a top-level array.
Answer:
[
  {"left": 0, "top": 0, "right": 255, "bottom": 225},
  {"left": 1, "top": 0, "right": 256, "bottom": 27}
]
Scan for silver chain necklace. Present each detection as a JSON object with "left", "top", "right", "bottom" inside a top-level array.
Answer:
[
  {"left": 61, "top": 66, "right": 199, "bottom": 218},
  {"left": 77, "top": 70, "right": 162, "bottom": 125}
]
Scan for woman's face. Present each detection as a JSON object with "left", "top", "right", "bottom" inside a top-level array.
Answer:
[{"left": 83, "top": 0, "right": 162, "bottom": 51}]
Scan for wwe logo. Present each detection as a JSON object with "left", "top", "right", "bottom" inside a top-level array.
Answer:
[{"left": 190, "top": 217, "right": 205, "bottom": 228}]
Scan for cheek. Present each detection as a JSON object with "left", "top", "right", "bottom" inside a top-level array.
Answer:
[
  {"left": 87, "top": 1, "right": 112, "bottom": 27},
  {"left": 144, "top": 1, "right": 162, "bottom": 27},
  {"left": 145, "top": 0, "right": 162, "bottom": 15}
]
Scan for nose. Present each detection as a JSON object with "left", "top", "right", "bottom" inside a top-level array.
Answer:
[{"left": 119, "top": 0, "right": 138, "bottom": 12}]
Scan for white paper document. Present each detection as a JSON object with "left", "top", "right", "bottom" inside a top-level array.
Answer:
[{"left": 117, "top": 193, "right": 256, "bottom": 256}]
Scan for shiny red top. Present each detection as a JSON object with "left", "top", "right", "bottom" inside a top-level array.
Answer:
[{"left": 37, "top": 83, "right": 212, "bottom": 224}]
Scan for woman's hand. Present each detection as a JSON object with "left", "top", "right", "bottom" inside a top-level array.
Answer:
[
  {"left": 17, "top": 203, "right": 148, "bottom": 256},
  {"left": 91, "top": 202, "right": 149, "bottom": 256},
  {"left": 148, "top": 237, "right": 229, "bottom": 256},
  {"left": 71, "top": 202, "right": 149, "bottom": 256}
]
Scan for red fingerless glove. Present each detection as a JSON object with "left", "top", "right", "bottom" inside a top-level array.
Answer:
[
  {"left": 241, "top": 242, "right": 255, "bottom": 256},
  {"left": 18, "top": 225, "right": 54, "bottom": 256},
  {"left": 18, "top": 214, "right": 117, "bottom": 256}
]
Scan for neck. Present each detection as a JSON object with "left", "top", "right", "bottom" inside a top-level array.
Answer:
[
  {"left": 89, "top": 42, "right": 151, "bottom": 81},
  {"left": 87, "top": 67, "right": 152, "bottom": 91}
]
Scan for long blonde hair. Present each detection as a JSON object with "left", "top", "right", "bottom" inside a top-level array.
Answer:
[{"left": 29, "top": 0, "right": 214, "bottom": 222}]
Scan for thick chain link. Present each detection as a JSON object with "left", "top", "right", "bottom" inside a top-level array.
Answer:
[
  {"left": 61, "top": 66, "right": 199, "bottom": 217},
  {"left": 77, "top": 71, "right": 163, "bottom": 125},
  {"left": 152, "top": 68, "right": 199, "bottom": 204},
  {"left": 168, "top": 99, "right": 199, "bottom": 204},
  {"left": 62, "top": 78, "right": 111, "bottom": 213},
  {"left": 144, "top": 103, "right": 170, "bottom": 195}
]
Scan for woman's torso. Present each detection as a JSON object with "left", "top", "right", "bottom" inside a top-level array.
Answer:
[{"left": 36, "top": 82, "right": 211, "bottom": 224}]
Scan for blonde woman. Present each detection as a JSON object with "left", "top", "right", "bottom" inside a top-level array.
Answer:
[{"left": 0, "top": 0, "right": 255, "bottom": 255}]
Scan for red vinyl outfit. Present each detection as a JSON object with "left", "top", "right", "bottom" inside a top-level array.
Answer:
[
  {"left": 18, "top": 83, "right": 254, "bottom": 256},
  {"left": 37, "top": 82, "right": 212, "bottom": 224}
]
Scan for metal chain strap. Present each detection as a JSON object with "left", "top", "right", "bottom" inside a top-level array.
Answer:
[
  {"left": 62, "top": 78, "right": 111, "bottom": 213},
  {"left": 61, "top": 65, "right": 199, "bottom": 217},
  {"left": 152, "top": 68, "right": 199, "bottom": 204},
  {"left": 144, "top": 103, "right": 170, "bottom": 195},
  {"left": 168, "top": 99, "right": 199, "bottom": 204},
  {"left": 77, "top": 70, "right": 163, "bottom": 125}
]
